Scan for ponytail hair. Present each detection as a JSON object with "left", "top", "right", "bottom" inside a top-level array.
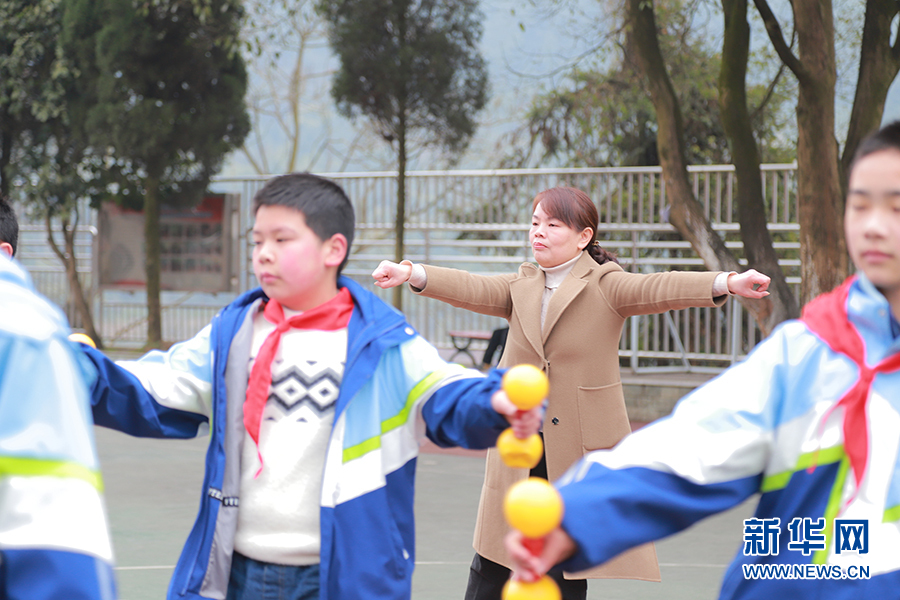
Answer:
[
  {"left": 586, "top": 240, "right": 619, "bottom": 266},
  {"left": 532, "top": 187, "right": 619, "bottom": 266}
]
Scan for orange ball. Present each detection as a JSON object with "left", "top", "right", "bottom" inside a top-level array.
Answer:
[
  {"left": 502, "top": 364, "right": 548, "bottom": 411},
  {"left": 68, "top": 332, "right": 96, "bottom": 349},
  {"left": 502, "top": 576, "right": 561, "bottom": 600},
  {"left": 497, "top": 428, "right": 544, "bottom": 469},
  {"left": 504, "top": 477, "right": 564, "bottom": 539}
]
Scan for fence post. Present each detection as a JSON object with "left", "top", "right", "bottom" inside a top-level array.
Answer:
[
  {"left": 730, "top": 297, "right": 742, "bottom": 365},
  {"left": 630, "top": 315, "right": 639, "bottom": 372}
]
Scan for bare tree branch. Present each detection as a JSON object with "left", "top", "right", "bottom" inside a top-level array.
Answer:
[{"left": 753, "top": 0, "right": 806, "bottom": 80}]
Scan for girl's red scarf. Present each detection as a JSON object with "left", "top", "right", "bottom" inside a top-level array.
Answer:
[{"left": 800, "top": 276, "right": 900, "bottom": 503}]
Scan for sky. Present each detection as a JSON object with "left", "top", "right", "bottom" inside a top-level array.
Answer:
[
  {"left": 218, "top": 1, "right": 900, "bottom": 179},
  {"left": 219, "top": 0, "right": 602, "bottom": 177}
]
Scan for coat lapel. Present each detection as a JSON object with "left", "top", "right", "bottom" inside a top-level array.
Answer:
[
  {"left": 541, "top": 253, "right": 593, "bottom": 343},
  {"left": 509, "top": 266, "right": 546, "bottom": 359}
]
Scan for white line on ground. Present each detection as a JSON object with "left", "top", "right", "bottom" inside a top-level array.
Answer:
[
  {"left": 114, "top": 561, "right": 730, "bottom": 570},
  {"left": 658, "top": 562, "right": 729, "bottom": 568}
]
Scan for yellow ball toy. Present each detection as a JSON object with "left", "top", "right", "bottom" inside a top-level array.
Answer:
[
  {"left": 502, "top": 364, "right": 548, "bottom": 411},
  {"left": 68, "top": 332, "right": 97, "bottom": 349},
  {"left": 502, "top": 576, "right": 561, "bottom": 600},
  {"left": 497, "top": 428, "right": 544, "bottom": 469},
  {"left": 503, "top": 477, "right": 564, "bottom": 539}
]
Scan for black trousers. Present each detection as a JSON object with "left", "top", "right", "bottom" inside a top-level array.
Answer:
[
  {"left": 481, "top": 327, "right": 509, "bottom": 367},
  {"left": 463, "top": 437, "right": 587, "bottom": 600},
  {"left": 463, "top": 553, "right": 587, "bottom": 600}
]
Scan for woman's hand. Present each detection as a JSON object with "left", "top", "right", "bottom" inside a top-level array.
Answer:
[
  {"left": 505, "top": 527, "right": 577, "bottom": 583},
  {"left": 372, "top": 260, "right": 412, "bottom": 289},
  {"left": 727, "top": 269, "right": 771, "bottom": 298}
]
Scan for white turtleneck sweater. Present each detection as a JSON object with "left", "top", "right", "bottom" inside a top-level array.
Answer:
[{"left": 538, "top": 254, "right": 581, "bottom": 329}]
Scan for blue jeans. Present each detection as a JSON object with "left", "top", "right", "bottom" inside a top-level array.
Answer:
[{"left": 226, "top": 552, "right": 320, "bottom": 600}]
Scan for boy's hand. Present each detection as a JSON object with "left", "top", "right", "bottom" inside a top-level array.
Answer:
[
  {"left": 372, "top": 260, "right": 412, "bottom": 289},
  {"left": 505, "top": 527, "right": 577, "bottom": 582},
  {"left": 727, "top": 269, "right": 771, "bottom": 298},
  {"left": 491, "top": 390, "right": 543, "bottom": 438}
]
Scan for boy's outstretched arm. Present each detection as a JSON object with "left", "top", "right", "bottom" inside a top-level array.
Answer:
[
  {"left": 507, "top": 325, "right": 801, "bottom": 578},
  {"left": 491, "top": 388, "right": 543, "bottom": 439},
  {"left": 419, "top": 367, "right": 541, "bottom": 450},
  {"left": 398, "top": 335, "right": 540, "bottom": 449},
  {"left": 506, "top": 527, "right": 577, "bottom": 583},
  {"left": 78, "top": 326, "right": 214, "bottom": 439}
]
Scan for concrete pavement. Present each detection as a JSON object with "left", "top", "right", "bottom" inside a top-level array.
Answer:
[{"left": 96, "top": 426, "right": 755, "bottom": 600}]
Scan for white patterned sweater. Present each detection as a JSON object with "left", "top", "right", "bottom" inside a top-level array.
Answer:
[{"left": 233, "top": 305, "right": 347, "bottom": 566}]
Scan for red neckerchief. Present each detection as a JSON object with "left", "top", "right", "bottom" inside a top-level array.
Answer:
[
  {"left": 800, "top": 276, "right": 900, "bottom": 505},
  {"left": 244, "top": 287, "right": 353, "bottom": 475}
]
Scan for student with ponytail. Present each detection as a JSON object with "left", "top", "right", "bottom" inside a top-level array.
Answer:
[{"left": 373, "top": 185, "right": 770, "bottom": 599}]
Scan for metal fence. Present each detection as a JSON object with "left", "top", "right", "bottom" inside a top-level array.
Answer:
[{"left": 16, "top": 164, "right": 799, "bottom": 372}]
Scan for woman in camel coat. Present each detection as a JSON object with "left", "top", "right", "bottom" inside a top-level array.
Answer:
[{"left": 373, "top": 186, "right": 770, "bottom": 600}]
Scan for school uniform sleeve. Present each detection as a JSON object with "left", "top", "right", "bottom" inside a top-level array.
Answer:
[
  {"left": 555, "top": 323, "right": 803, "bottom": 573},
  {"left": 400, "top": 336, "right": 509, "bottom": 449},
  {"left": 0, "top": 309, "right": 116, "bottom": 599},
  {"left": 83, "top": 324, "right": 213, "bottom": 439}
]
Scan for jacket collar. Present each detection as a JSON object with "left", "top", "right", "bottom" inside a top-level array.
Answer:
[
  {"left": 509, "top": 252, "right": 599, "bottom": 357},
  {"left": 0, "top": 253, "right": 31, "bottom": 289},
  {"left": 224, "top": 276, "right": 406, "bottom": 337},
  {"left": 541, "top": 252, "right": 596, "bottom": 342}
]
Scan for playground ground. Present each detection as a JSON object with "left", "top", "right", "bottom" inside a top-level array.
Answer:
[{"left": 96, "top": 425, "right": 756, "bottom": 600}]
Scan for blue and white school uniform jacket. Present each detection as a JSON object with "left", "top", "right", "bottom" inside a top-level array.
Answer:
[
  {"left": 83, "top": 277, "right": 509, "bottom": 600},
  {"left": 556, "top": 273, "right": 900, "bottom": 598},
  {"left": 0, "top": 255, "right": 116, "bottom": 600}
]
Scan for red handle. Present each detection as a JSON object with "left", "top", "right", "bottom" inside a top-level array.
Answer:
[{"left": 522, "top": 537, "right": 544, "bottom": 557}]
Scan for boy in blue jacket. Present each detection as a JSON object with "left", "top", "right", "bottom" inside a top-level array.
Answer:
[
  {"left": 0, "top": 249, "right": 117, "bottom": 600},
  {"left": 505, "top": 122, "right": 900, "bottom": 598},
  {"left": 79, "top": 173, "right": 541, "bottom": 600}
]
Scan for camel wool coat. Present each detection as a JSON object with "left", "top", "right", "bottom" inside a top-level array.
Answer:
[{"left": 412, "top": 252, "right": 727, "bottom": 581}]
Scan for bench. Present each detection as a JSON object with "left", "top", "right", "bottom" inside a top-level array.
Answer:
[{"left": 447, "top": 330, "right": 493, "bottom": 366}]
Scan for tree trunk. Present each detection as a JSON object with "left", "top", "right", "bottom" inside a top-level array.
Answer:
[
  {"left": 754, "top": 0, "right": 848, "bottom": 303},
  {"left": 719, "top": 0, "right": 798, "bottom": 330},
  {"left": 45, "top": 211, "right": 103, "bottom": 348},
  {"left": 391, "top": 5, "right": 410, "bottom": 312},
  {"left": 840, "top": 0, "right": 900, "bottom": 185},
  {"left": 626, "top": 0, "right": 775, "bottom": 334},
  {"left": 794, "top": 1, "right": 847, "bottom": 302},
  {"left": 392, "top": 113, "right": 407, "bottom": 311},
  {"left": 144, "top": 174, "right": 163, "bottom": 348}
]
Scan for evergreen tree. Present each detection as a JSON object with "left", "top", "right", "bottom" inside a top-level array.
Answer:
[
  {"left": 318, "top": 0, "right": 488, "bottom": 309},
  {"left": 62, "top": 0, "right": 250, "bottom": 347}
]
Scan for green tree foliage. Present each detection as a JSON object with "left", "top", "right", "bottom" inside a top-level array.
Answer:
[
  {"left": 61, "top": 0, "right": 250, "bottom": 346},
  {"left": 0, "top": 0, "right": 67, "bottom": 197},
  {"left": 622, "top": 0, "right": 900, "bottom": 328},
  {"left": 317, "top": 0, "right": 488, "bottom": 309},
  {"left": 0, "top": 0, "right": 110, "bottom": 345},
  {"left": 522, "top": 0, "right": 794, "bottom": 168}
]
